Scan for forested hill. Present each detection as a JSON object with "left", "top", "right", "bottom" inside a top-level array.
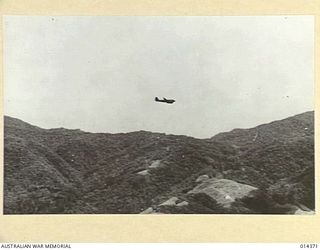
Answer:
[{"left": 4, "top": 111, "right": 314, "bottom": 214}]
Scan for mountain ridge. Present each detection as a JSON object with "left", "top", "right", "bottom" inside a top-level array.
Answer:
[{"left": 6, "top": 110, "right": 313, "bottom": 140}]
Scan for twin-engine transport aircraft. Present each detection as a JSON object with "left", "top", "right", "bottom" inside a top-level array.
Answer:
[{"left": 155, "top": 97, "right": 176, "bottom": 104}]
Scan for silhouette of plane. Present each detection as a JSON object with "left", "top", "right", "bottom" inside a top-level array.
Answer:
[{"left": 155, "top": 97, "right": 176, "bottom": 104}]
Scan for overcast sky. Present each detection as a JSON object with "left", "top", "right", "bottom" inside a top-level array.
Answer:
[{"left": 4, "top": 16, "right": 314, "bottom": 138}]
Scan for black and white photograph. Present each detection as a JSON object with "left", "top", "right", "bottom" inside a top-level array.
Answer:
[{"left": 3, "top": 15, "right": 314, "bottom": 214}]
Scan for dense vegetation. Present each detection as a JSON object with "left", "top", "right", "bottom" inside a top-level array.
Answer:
[{"left": 4, "top": 111, "right": 314, "bottom": 214}]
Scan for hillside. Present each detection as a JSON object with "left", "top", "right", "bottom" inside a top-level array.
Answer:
[{"left": 3, "top": 111, "right": 314, "bottom": 214}]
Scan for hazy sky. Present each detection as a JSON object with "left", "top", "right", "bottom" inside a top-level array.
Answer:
[{"left": 4, "top": 16, "right": 314, "bottom": 138}]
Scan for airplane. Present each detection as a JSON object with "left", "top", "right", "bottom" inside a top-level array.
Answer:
[{"left": 155, "top": 97, "right": 176, "bottom": 104}]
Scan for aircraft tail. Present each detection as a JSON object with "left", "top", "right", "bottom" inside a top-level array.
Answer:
[{"left": 155, "top": 97, "right": 159, "bottom": 101}]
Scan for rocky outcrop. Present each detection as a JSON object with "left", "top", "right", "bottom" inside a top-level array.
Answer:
[
  {"left": 148, "top": 160, "right": 161, "bottom": 169},
  {"left": 294, "top": 209, "right": 315, "bottom": 215},
  {"left": 140, "top": 207, "right": 154, "bottom": 214},
  {"left": 195, "top": 175, "right": 210, "bottom": 183},
  {"left": 137, "top": 170, "right": 149, "bottom": 176},
  {"left": 176, "top": 201, "right": 189, "bottom": 207},
  {"left": 137, "top": 160, "right": 161, "bottom": 176},
  {"left": 188, "top": 178, "right": 257, "bottom": 208},
  {"left": 159, "top": 197, "right": 179, "bottom": 206}
]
